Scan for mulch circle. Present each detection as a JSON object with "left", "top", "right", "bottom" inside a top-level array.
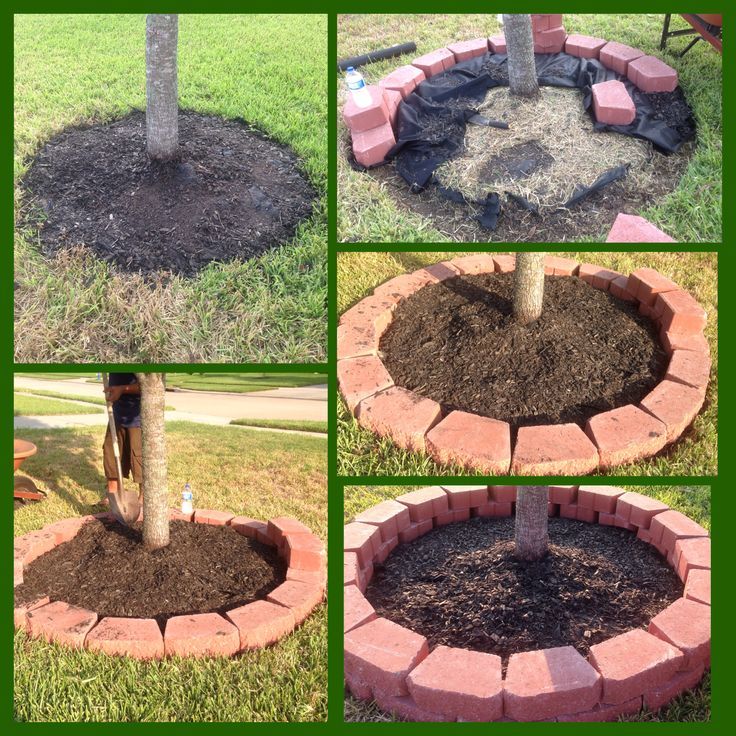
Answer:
[
  {"left": 19, "top": 110, "right": 317, "bottom": 276},
  {"left": 365, "top": 516, "right": 682, "bottom": 667},
  {"left": 379, "top": 272, "right": 667, "bottom": 431},
  {"left": 15, "top": 519, "right": 285, "bottom": 626}
]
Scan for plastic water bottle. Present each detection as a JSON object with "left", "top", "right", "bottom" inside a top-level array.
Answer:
[
  {"left": 345, "top": 66, "right": 372, "bottom": 108},
  {"left": 181, "top": 483, "right": 193, "bottom": 514}
]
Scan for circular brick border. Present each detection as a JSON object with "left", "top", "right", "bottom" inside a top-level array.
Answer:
[
  {"left": 14, "top": 510, "right": 326, "bottom": 659},
  {"left": 344, "top": 485, "right": 710, "bottom": 722},
  {"left": 338, "top": 255, "right": 710, "bottom": 475}
]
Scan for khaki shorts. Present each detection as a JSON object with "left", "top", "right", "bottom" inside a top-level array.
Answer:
[{"left": 103, "top": 426, "right": 143, "bottom": 484}]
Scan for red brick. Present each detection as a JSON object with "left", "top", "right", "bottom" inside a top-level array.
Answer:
[
  {"left": 193, "top": 508, "right": 234, "bottom": 526},
  {"left": 434, "top": 509, "right": 454, "bottom": 527},
  {"left": 14, "top": 559, "right": 23, "bottom": 587},
  {"left": 170, "top": 508, "right": 194, "bottom": 522},
  {"left": 565, "top": 33, "right": 606, "bottom": 58},
  {"left": 373, "top": 271, "right": 435, "bottom": 301},
  {"left": 287, "top": 567, "right": 327, "bottom": 592},
  {"left": 344, "top": 617, "right": 429, "bottom": 696},
  {"left": 613, "top": 515, "right": 636, "bottom": 531},
  {"left": 577, "top": 505, "right": 597, "bottom": 524},
  {"left": 504, "top": 646, "right": 601, "bottom": 721},
  {"left": 639, "top": 380, "right": 706, "bottom": 444},
  {"left": 340, "top": 291, "right": 399, "bottom": 330},
  {"left": 267, "top": 516, "right": 311, "bottom": 548},
  {"left": 267, "top": 580, "right": 323, "bottom": 625},
  {"left": 383, "top": 87, "right": 402, "bottom": 128},
  {"left": 598, "top": 512, "right": 615, "bottom": 527},
  {"left": 592, "top": 80, "right": 636, "bottom": 125},
  {"left": 585, "top": 404, "right": 667, "bottom": 469},
  {"left": 344, "top": 584, "right": 377, "bottom": 633},
  {"left": 286, "top": 532, "right": 326, "bottom": 572},
  {"left": 338, "top": 355, "right": 394, "bottom": 413},
  {"left": 343, "top": 85, "right": 391, "bottom": 133},
  {"left": 548, "top": 502, "right": 558, "bottom": 517},
  {"left": 398, "top": 521, "right": 421, "bottom": 544},
  {"left": 86, "top": 617, "right": 164, "bottom": 660},
  {"left": 494, "top": 254, "right": 516, "bottom": 272},
  {"left": 448, "top": 38, "right": 488, "bottom": 62},
  {"left": 473, "top": 502, "right": 512, "bottom": 518},
  {"left": 489, "top": 34, "right": 507, "bottom": 53},
  {"left": 345, "top": 672, "right": 373, "bottom": 700},
  {"left": 14, "top": 529, "right": 59, "bottom": 567},
  {"left": 372, "top": 692, "right": 451, "bottom": 722},
  {"left": 42, "top": 516, "right": 94, "bottom": 544},
  {"left": 351, "top": 122, "right": 396, "bottom": 167},
  {"left": 665, "top": 349, "right": 711, "bottom": 391},
  {"left": 559, "top": 503, "right": 578, "bottom": 520},
  {"left": 375, "top": 535, "right": 399, "bottom": 563},
  {"left": 599, "top": 41, "right": 645, "bottom": 75},
  {"left": 532, "top": 14, "right": 563, "bottom": 32},
  {"left": 337, "top": 321, "right": 379, "bottom": 360},
  {"left": 609, "top": 275, "right": 637, "bottom": 303},
  {"left": 448, "top": 253, "right": 497, "bottom": 275},
  {"left": 649, "top": 598, "right": 710, "bottom": 669},
  {"left": 412, "top": 48, "right": 454, "bottom": 77},
  {"left": 395, "top": 486, "right": 449, "bottom": 523},
  {"left": 644, "top": 662, "right": 705, "bottom": 712},
  {"left": 657, "top": 290, "right": 707, "bottom": 334},
  {"left": 659, "top": 328, "right": 709, "bottom": 354},
  {"left": 561, "top": 696, "right": 643, "bottom": 721},
  {"left": 356, "top": 386, "right": 441, "bottom": 452},
  {"left": 578, "top": 263, "right": 622, "bottom": 291},
  {"left": 577, "top": 486, "right": 626, "bottom": 514},
  {"left": 627, "top": 268, "right": 678, "bottom": 306},
  {"left": 414, "top": 261, "right": 462, "bottom": 283},
  {"left": 649, "top": 510, "right": 708, "bottom": 556},
  {"left": 14, "top": 594, "right": 50, "bottom": 631},
  {"left": 628, "top": 55, "right": 678, "bottom": 93},
  {"left": 164, "top": 613, "right": 239, "bottom": 657},
  {"left": 27, "top": 601, "right": 98, "bottom": 648},
  {"left": 407, "top": 645, "right": 503, "bottom": 721},
  {"left": 674, "top": 537, "right": 710, "bottom": 582},
  {"left": 615, "top": 491, "right": 669, "bottom": 529},
  {"left": 355, "top": 499, "right": 411, "bottom": 542},
  {"left": 543, "top": 255, "right": 579, "bottom": 276},
  {"left": 426, "top": 411, "right": 511, "bottom": 474},
  {"left": 453, "top": 508, "right": 470, "bottom": 523},
  {"left": 344, "top": 551, "right": 361, "bottom": 588},
  {"left": 534, "top": 27, "right": 567, "bottom": 54},
  {"left": 512, "top": 423, "right": 599, "bottom": 476},
  {"left": 234, "top": 518, "right": 272, "bottom": 546},
  {"left": 606, "top": 213, "right": 675, "bottom": 243},
  {"left": 549, "top": 486, "right": 577, "bottom": 505},
  {"left": 442, "top": 485, "right": 488, "bottom": 510},
  {"left": 379, "top": 65, "right": 425, "bottom": 99},
  {"left": 490, "top": 485, "right": 516, "bottom": 503},
  {"left": 589, "top": 628, "right": 684, "bottom": 704},
  {"left": 226, "top": 600, "right": 295, "bottom": 650},
  {"left": 344, "top": 521, "right": 381, "bottom": 567},
  {"left": 637, "top": 527, "right": 652, "bottom": 544},
  {"left": 684, "top": 569, "right": 711, "bottom": 606}
]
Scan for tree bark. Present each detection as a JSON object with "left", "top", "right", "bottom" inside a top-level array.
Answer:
[
  {"left": 136, "top": 372, "right": 170, "bottom": 550},
  {"left": 503, "top": 14, "right": 539, "bottom": 97},
  {"left": 514, "top": 252, "right": 546, "bottom": 324},
  {"left": 146, "top": 14, "right": 179, "bottom": 160},
  {"left": 515, "top": 486, "right": 549, "bottom": 560}
]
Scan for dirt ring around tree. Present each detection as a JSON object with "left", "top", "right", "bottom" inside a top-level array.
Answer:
[
  {"left": 344, "top": 485, "right": 711, "bottom": 722},
  {"left": 14, "top": 510, "right": 326, "bottom": 660},
  {"left": 338, "top": 255, "right": 710, "bottom": 474}
]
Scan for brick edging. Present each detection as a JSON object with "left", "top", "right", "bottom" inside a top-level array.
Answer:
[
  {"left": 338, "top": 255, "right": 710, "bottom": 474},
  {"left": 14, "top": 511, "right": 326, "bottom": 659},
  {"left": 344, "top": 486, "right": 710, "bottom": 722}
]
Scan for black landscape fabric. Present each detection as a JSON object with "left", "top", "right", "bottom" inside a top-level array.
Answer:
[{"left": 371, "top": 51, "right": 696, "bottom": 227}]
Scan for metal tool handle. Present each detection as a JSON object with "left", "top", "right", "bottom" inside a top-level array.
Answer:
[{"left": 103, "top": 373, "right": 126, "bottom": 489}]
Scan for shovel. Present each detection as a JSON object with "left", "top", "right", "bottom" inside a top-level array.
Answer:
[{"left": 103, "top": 373, "right": 141, "bottom": 525}]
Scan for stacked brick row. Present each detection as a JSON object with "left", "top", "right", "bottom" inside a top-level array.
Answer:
[
  {"left": 14, "top": 511, "right": 326, "bottom": 659},
  {"left": 344, "top": 485, "right": 710, "bottom": 722},
  {"left": 338, "top": 255, "right": 709, "bottom": 475}
]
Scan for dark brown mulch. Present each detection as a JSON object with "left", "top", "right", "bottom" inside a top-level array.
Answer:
[
  {"left": 19, "top": 111, "right": 317, "bottom": 277},
  {"left": 379, "top": 272, "right": 667, "bottom": 430},
  {"left": 365, "top": 516, "right": 682, "bottom": 665},
  {"left": 15, "top": 519, "right": 285, "bottom": 626}
]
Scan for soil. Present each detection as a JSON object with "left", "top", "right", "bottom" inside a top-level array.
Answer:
[
  {"left": 15, "top": 519, "right": 285, "bottom": 626},
  {"left": 365, "top": 516, "right": 682, "bottom": 665},
  {"left": 19, "top": 111, "right": 317, "bottom": 276},
  {"left": 379, "top": 272, "right": 667, "bottom": 431},
  {"left": 481, "top": 141, "right": 554, "bottom": 183}
]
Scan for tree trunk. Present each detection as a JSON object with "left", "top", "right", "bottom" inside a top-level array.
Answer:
[
  {"left": 146, "top": 14, "right": 179, "bottom": 161},
  {"left": 503, "top": 14, "right": 539, "bottom": 97},
  {"left": 514, "top": 252, "right": 546, "bottom": 324},
  {"left": 515, "top": 486, "right": 549, "bottom": 560},
  {"left": 136, "top": 372, "right": 170, "bottom": 550}
]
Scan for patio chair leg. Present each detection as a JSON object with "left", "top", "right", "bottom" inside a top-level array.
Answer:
[
  {"left": 660, "top": 13, "right": 672, "bottom": 50},
  {"left": 680, "top": 35, "right": 701, "bottom": 57}
]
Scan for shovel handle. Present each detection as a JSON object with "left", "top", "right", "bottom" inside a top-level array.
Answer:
[{"left": 102, "top": 373, "right": 126, "bottom": 487}]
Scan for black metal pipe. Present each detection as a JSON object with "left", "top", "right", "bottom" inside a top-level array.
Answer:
[{"left": 338, "top": 42, "right": 417, "bottom": 71}]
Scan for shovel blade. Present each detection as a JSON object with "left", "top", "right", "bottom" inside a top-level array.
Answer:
[{"left": 107, "top": 490, "right": 142, "bottom": 526}]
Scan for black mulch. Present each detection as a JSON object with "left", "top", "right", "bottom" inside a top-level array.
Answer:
[
  {"left": 19, "top": 111, "right": 317, "bottom": 277},
  {"left": 15, "top": 519, "right": 285, "bottom": 626},
  {"left": 366, "top": 516, "right": 682, "bottom": 665},
  {"left": 379, "top": 272, "right": 667, "bottom": 430}
]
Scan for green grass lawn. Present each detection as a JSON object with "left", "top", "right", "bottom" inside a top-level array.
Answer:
[
  {"left": 338, "top": 251, "right": 717, "bottom": 478},
  {"left": 15, "top": 388, "right": 108, "bottom": 407},
  {"left": 14, "top": 421, "right": 327, "bottom": 722},
  {"left": 14, "top": 14, "right": 327, "bottom": 363},
  {"left": 14, "top": 393, "right": 101, "bottom": 416},
  {"left": 337, "top": 13, "right": 721, "bottom": 243},
  {"left": 231, "top": 418, "right": 328, "bottom": 434},
  {"left": 163, "top": 373, "right": 327, "bottom": 392},
  {"left": 344, "top": 483, "right": 710, "bottom": 723}
]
